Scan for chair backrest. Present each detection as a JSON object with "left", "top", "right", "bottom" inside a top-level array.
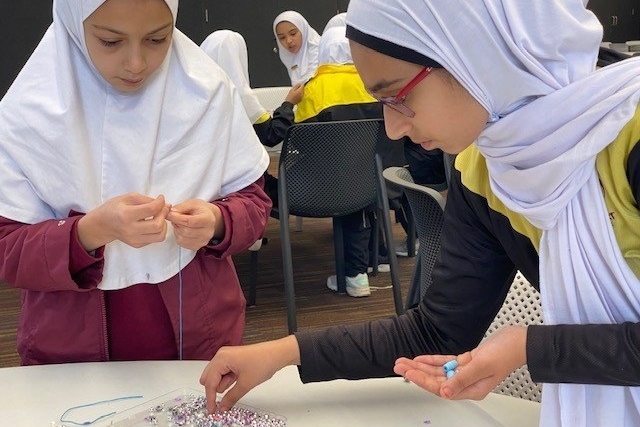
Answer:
[
  {"left": 383, "top": 166, "right": 446, "bottom": 306},
  {"left": 485, "top": 272, "right": 543, "bottom": 402},
  {"left": 277, "top": 119, "right": 404, "bottom": 332},
  {"left": 252, "top": 86, "right": 292, "bottom": 113},
  {"left": 278, "top": 119, "right": 383, "bottom": 218}
]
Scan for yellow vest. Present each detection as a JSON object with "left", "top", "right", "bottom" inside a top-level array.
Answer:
[
  {"left": 295, "top": 64, "right": 376, "bottom": 123},
  {"left": 457, "top": 106, "right": 640, "bottom": 276}
]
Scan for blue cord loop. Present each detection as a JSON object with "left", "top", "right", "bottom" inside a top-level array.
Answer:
[
  {"left": 59, "top": 395, "right": 143, "bottom": 426},
  {"left": 60, "top": 247, "right": 184, "bottom": 425}
]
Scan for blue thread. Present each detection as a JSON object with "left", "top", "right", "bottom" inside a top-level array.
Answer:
[
  {"left": 178, "top": 246, "right": 183, "bottom": 361},
  {"left": 59, "top": 395, "right": 143, "bottom": 426}
]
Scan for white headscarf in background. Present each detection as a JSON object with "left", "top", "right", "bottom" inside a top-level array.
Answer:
[
  {"left": 272, "top": 10, "right": 320, "bottom": 85},
  {"left": 200, "top": 30, "right": 268, "bottom": 123},
  {"left": 318, "top": 26, "right": 351, "bottom": 66},
  {"left": 322, "top": 12, "right": 347, "bottom": 34},
  {"left": 347, "top": 1, "right": 640, "bottom": 426},
  {"left": 0, "top": 0, "right": 269, "bottom": 290}
]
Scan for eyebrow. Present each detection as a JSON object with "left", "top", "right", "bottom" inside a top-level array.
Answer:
[
  {"left": 368, "top": 78, "right": 404, "bottom": 93},
  {"left": 91, "top": 22, "right": 173, "bottom": 36}
]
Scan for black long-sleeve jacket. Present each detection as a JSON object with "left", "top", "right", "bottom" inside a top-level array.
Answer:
[
  {"left": 252, "top": 102, "right": 295, "bottom": 148},
  {"left": 295, "top": 111, "right": 640, "bottom": 387}
]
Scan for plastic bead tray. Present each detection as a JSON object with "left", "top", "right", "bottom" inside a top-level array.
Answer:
[{"left": 107, "top": 387, "right": 287, "bottom": 427}]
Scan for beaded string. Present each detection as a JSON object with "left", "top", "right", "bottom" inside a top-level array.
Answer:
[
  {"left": 178, "top": 246, "right": 183, "bottom": 361},
  {"left": 57, "top": 248, "right": 184, "bottom": 426},
  {"left": 58, "top": 395, "right": 143, "bottom": 426}
]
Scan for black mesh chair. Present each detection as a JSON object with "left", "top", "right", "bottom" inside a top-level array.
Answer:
[
  {"left": 383, "top": 166, "right": 446, "bottom": 309},
  {"left": 278, "top": 119, "right": 404, "bottom": 333}
]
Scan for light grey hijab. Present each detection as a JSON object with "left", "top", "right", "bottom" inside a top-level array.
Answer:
[{"left": 347, "top": 1, "right": 640, "bottom": 426}]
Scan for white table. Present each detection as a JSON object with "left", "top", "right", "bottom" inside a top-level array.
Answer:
[{"left": 0, "top": 360, "right": 540, "bottom": 426}]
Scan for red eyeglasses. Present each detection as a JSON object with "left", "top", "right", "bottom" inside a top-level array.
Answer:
[{"left": 370, "top": 67, "right": 433, "bottom": 118}]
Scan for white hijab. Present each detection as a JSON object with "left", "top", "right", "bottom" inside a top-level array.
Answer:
[
  {"left": 200, "top": 30, "right": 268, "bottom": 124},
  {"left": 318, "top": 26, "right": 352, "bottom": 66},
  {"left": 273, "top": 10, "right": 320, "bottom": 85},
  {"left": 0, "top": 0, "right": 269, "bottom": 290},
  {"left": 323, "top": 12, "right": 347, "bottom": 34},
  {"left": 348, "top": 1, "right": 640, "bottom": 426}
]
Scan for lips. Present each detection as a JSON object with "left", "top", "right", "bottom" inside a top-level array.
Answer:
[
  {"left": 121, "top": 77, "right": 143, "bottom": 86},
  {"left": 419, "top": 140, "right": 434, "bottom": 150}
]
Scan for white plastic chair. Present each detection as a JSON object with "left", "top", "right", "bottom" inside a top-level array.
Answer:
[
  {"left": 485, "top": 272, "right": 543, "bottom": 402},
  {"left": 252, "top": 86, "right": 292, "bottom": 113},
  {"left": 252, "top": 86, "right": 292, "bottom": 155},
  {"left": 252, "top": 86, "right": 302, "bottom": 231}
]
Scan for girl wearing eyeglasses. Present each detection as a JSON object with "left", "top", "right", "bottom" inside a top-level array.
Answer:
[{"left": 201, "top": 1, "right": 640, "bottom": 425}]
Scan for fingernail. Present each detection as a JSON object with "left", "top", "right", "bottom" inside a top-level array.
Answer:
[{"left": 442, "top": 387, "right": 453, "bottom": 399}]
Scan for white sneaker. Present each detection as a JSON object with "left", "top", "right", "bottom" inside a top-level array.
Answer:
[
  {"left": 248, "top": 239, "right": 263, "bottom": 251},
  {"left": 395, "top": 239, "right": 420, "bottom": 257},
  {"left": 367, "top": 264, "right": 390, "bottom": 273},
  {"left": 326, "top": 273, "right": 371, "bottom": 297}
]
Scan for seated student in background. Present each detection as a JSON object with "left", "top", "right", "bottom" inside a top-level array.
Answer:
[
  {"left": 298, "top": 26, "right": 446, "bottom": 259},
  {"left": 293, "top": 24, "right": 400, "bottom": 297},
  {"left": 273, "top": 10, "right": 320, "bottom": 86},
  {"left": 322, "top": 12, "right": 347, "bottom": 34},
  {"left": 295, "top": 26, "right": 380, "bottom": 123},
  {"left": 0, "top": 0, "right": 271, "bottom": 365},
  {"left": 200, "top": 29, "right": 304, "bottom": 202}
]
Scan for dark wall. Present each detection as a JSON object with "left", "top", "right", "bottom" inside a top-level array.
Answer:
[
  {"left": 0, "top": 1, "right": 348, "bottom": 98},
  {"left": 5, "top": 1, "right": 638, "bottom": 98},
  {"left": 1, "top": 1, "right": 53, "bottom": 97},
  {"left": 588, "top": 0, "right": 640, "bottom": 43},
  {"left": 177, "top": 0, "right": 348, "bottom": 87}
]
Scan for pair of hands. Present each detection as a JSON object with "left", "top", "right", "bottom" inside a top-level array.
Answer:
[
  {"left": 199, "top": 326, "right": 527, "bottom": 413},
  {"left": 394, "top": 325, "right": 528, "bottom": 400},
  {"left": 78, "top": 193, "right": 223, "bottom": 252}
]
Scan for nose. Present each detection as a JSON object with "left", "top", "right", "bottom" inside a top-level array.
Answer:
[
  {"left": 383, "top": 106, "right": 411, "bottom": 140},
  {"left": 124, "top": 45, "right": 147, "bottom": 75}
]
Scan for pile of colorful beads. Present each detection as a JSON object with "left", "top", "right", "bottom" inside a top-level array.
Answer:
[{"left": 141, "top": 394, "right": 287, "bottom": 427}]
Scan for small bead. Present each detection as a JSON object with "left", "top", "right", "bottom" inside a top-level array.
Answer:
[
  {"left": 442, "top": 359, "right": 458, "bottom": 372},
  {"left": 446, "top": 369, "right": 456, "bottom": 379}
]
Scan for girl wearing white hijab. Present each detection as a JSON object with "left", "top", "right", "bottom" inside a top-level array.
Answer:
[
  {"left": 200, "top": 1, "right": 640, "bottom": 425},
  {"left": 200, "top": 29, "right": 268, "bottom": 124},
  {"left": 322, "top": 12, "right": 347, "bottom": 34},
  {"left": 317, "top": 26, "right": 351, "bottom": 66},
  {"left": 273, "top": 10, "right": 320, "bottom": 85},
  {"left": 199, "top": 29, "right": 303, "bottom": 203},
  {"left": 0, "top": 0, "right": 271, "bottom": 365},
  {"left": 200, "top": 29, "right": 303, "bottom": 147},
  {"left": 294, "top": 25, "right": 374, "bottom": 123}
]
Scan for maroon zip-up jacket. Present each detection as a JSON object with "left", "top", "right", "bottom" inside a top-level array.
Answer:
[{"left": 0, "top": 179, "right": 270, "bottom": 365}]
